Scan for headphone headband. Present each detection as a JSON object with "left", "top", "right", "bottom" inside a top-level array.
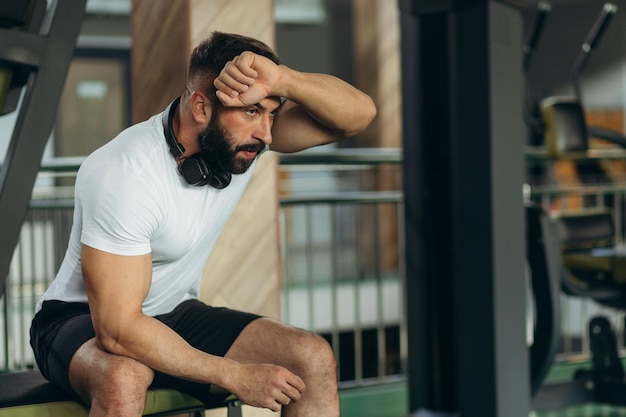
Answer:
[{"left": 162, "top": 96, "right": 185, "bottom": 159}]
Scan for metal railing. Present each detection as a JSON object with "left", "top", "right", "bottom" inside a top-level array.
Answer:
[
  {"left": 278, "top": 148, "right": 405, "bottom": 385},
  {"left": 0, "top": 149, "right": 408, "bottom": 388}
]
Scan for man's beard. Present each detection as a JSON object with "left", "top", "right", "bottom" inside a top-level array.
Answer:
[{"left": 197, "top": 117, "right": 265, "bottom": 175}]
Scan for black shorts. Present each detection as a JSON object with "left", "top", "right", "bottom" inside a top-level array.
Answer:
[{"left": 30, "top": 299, "right": 261, "bottom": 405}]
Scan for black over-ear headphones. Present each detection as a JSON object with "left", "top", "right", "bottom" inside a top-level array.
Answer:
[{"left": 161, "top": 97, "right": 231, "bottom": 189}]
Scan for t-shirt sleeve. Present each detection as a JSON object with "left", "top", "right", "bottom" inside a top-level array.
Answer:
[{"left": 77, "top": 162, "right": 162, "bottom": 256}]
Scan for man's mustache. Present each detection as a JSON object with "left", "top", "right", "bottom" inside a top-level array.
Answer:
[{"left": 235, "top": 143, "right": 265, "bottom": 153}]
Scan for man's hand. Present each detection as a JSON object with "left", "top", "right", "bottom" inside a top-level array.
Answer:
[
  {"left": 227, "top": 363, "right": 306, "bottom": 412},
  {"left": 214, "top": 51, "right": 282, "bottom": 107}
]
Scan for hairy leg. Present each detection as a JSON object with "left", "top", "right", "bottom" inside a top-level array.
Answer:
[
  {"left": 68, "top": 338, "right": 155, "bottom": 417},
  {"left": 221, "top": 318, "right": 339, "bottom": 417}
]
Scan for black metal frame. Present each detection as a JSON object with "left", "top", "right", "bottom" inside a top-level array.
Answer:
[
  {"left": 399, "top": 0, "right": 528, "bottom": 416},
  {"left": 0, "top": 0, "right": 86, "bottom": 299},
  {"left": 526, "top": 204, "right": 562, "bottom": 396}
]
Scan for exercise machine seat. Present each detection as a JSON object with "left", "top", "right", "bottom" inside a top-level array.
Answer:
[
  {"left": 551, "top": 208, "right": 626, "bottom": 309},
  {"left": 0, "top": 369, "right": 239, "bottom": 417}
]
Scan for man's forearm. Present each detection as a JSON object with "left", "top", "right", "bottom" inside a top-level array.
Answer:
[
  {"left": 275, "top": 66, "right": 376, "bottom": 138},
  {"left": 213, "top": 51, "right": 376, "bottom": 153},
  {"left": 95, "top": 312, "right": 235, "bottom": 389}
]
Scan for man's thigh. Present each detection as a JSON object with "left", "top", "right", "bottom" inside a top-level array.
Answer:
[
  {"left": 30, "top": 300, "right": 96, "bottom": 400},
  {"left": 222, "top": 317, "right": 325, "bottom": 368}
]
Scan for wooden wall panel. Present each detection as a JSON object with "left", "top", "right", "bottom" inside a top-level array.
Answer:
[
  {"left": 189, "top": 0, "right": 274, "bottom": 46},
  {"left": 352, "top": 1, "right": 401, "bottom": 271},
  {"left": 130, "top": 0, "right": 189, "bottom": 124},
  {"left": 200, "top": 151, "right": 281, "bottom": 319},
  {"left": 352, "top": 0, "right": 401, "bottom": 148}
]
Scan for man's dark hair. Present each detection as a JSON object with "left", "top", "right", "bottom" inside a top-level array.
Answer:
[{"left": 186, "top": 32, "right": 280, "bottom": 106}]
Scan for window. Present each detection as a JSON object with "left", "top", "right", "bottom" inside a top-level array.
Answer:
[{"left": 54, "top": 48, "right": 130, "bottom": 157}]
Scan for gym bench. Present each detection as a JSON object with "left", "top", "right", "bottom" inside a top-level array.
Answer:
[{"left": 0, "top": 369, "right": 243, "bottom": 417}]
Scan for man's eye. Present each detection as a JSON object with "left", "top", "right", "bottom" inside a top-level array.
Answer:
[{"left": 245, "top": 109, "right": 257, "bottom": 116}]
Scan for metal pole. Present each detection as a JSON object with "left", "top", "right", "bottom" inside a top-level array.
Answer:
[
  {"left": 400, "top": 0, "right": 528, "bottom": 415},
  {"left": 0, "top": 0, "right": 86, "bottom": 299}
]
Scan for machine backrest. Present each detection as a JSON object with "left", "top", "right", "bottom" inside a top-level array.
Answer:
[
  {"left": 552, "top": 208, "right": 615, "bottom": 252},
  {"left": 540, "top": 96, "right": 589, "bottom": 159}
]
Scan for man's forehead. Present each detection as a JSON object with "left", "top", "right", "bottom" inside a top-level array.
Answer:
[{"left": 256, "top": 96, "right": 283, "bottom": 112}]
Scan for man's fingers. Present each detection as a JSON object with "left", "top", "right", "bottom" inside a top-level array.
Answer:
[
  {"left": 214, "top": 74, "right": 246, "bottom": 97},
  {"left": 223, "top": 67, "right": 255, "bottom": 89},
  {"left": 287, "top": 373, "right": 307, "bottom": 395},
  {"left": 213, "top": 78, "right": 248, "bottom": 107},
  {"left": 223, "top": 57, "right": 257, "bottom": 87},
  {"left": 214, "top": 56, "right": 257, "bottom": 101},
  {"left": 281, "top": 383, "right": 301, "bottom": 403},
  {"left": 269, "top": 402, "right": 282, "bottom": 412},
  {"left": 234, "top": 52, "right": 259, "bottom": 78},
  {"left": 276, "top": 392, "right": 292, "bottom": 405},
  {"left": 233, "top": 363, "right": 306, "bottom": 411}
]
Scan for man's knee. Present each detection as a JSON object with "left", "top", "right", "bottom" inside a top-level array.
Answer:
[
  {"left": 291, "top": 330, "right": 337, "bottom": 377},
  {"left": 105, "top": 356, "right": 154, "bottom": 389},
  {"left": 71, "top": 341, "right": 154, "bottom": 414},
  {"left": 89, "top": 357, "right": 154, "bottom": 414}
]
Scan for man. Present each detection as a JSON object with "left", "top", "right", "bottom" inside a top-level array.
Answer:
[{"left": 30, "top": 31, "right": 376, "bottom": 417}]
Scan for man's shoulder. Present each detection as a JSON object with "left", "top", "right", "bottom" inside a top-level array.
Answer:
[{"left": 82, "top": 115, "right": 165, "bottom": 171}]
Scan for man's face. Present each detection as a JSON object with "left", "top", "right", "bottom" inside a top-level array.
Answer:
[
  {"left": 197, "top": 115, "right": 263, "bottom": 175},
  {"left": 198, "top": 97, "right": 282, "bottom": 175}
]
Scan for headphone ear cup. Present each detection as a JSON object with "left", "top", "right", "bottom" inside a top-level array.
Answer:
[
  {"left": 178, "top": 154, "right": 232, "bottom": 189},
  {"left": 209, "top": 169, "right": 231, "bottom": 189},
  {"left": 179, "top": 155, "right": 212, "bottom": 186}
]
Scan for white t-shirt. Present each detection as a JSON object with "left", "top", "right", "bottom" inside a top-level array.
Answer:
[{"left": 37, "top": 108, "right": 257, "bottom": 316}]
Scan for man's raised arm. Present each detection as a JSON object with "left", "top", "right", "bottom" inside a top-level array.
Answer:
[{"left": 213, "top": 51, "right": 377, "bottom": 153}]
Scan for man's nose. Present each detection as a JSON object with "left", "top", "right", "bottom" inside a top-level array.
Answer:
[{"left": 255, "top": 116, "right": 273, "bottom": 145}]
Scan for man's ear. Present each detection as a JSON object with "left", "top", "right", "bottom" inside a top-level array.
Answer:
[{"left": 189, "top": 90, "right": 213, "bottom": 124}]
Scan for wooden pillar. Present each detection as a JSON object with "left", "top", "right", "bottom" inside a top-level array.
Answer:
[
  {"left": 352, "top": 0, "right": 402, "bottom": 149},
  {"left": 352, "top": 0, "right": 402, "bottom": 272},
  {"left": 130, "top": 0, "right": 280, "bottom": 318},
  {"left": 130, "top": 1, "right": 189, "bottom": 125}
]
